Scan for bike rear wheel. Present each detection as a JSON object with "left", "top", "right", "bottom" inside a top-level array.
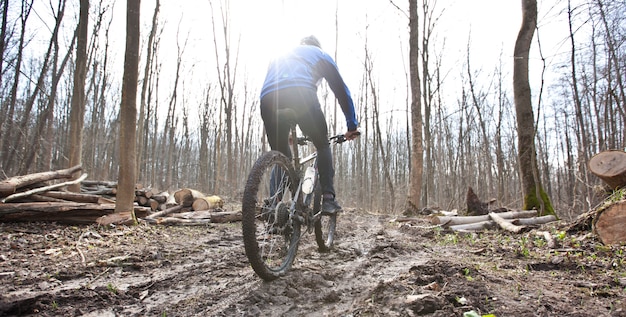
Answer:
[
  {"left": 241, "top": 151, "right": 302, "bottom": 281},
  {"left": 313, "top": 185, "right": 337, "bottom": 252}
]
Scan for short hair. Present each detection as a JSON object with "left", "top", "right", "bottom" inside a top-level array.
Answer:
[{"left": 300, "top": 35, "right": 321, "bottom": 48}]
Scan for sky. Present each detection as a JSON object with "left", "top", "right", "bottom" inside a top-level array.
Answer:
[
  {"left": 135, "top": 0, "right": 569, "bottom": 104},
  {"left": 24, "top": 0, "right": 575, "bottom": 131}
]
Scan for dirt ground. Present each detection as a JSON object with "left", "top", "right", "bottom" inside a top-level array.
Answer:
[{"left": 1, "top": 202, "right": 625, "bottom": 317}]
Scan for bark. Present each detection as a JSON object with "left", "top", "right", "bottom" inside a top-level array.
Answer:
[
  {"left": 0, "top": 202, "right": 147, "bottom": 224},
  {"left": 466, "top": 187, "right": 489, "bottom": 216},
  {"left": 407, "top": 0, "right": 423, "bottom": 213},
  {"left": 513, "top": 0, "right": 555, "bottom": 217},
  {"left": 115, "top": 0, "right": 140, "bottom": 215},
  {"left": 2, "top": 174, "right": 88, "bottom": 203},
  {"left": 0, "top": 165, "right": 82, "bottom": 197},
  {"left": 67, "top": 0, "right": 89, "bottom": 192},
  {"left": 41, "top": 191, "right": 115, "bottom": 204}
]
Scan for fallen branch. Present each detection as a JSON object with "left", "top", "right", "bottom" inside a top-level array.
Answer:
[
  {"left": 2, "top": 173, "right": 88, "bottom": 203},
  {"left": 490, "top": 212, "right": 525, "bottom": 233},
  {"left": 144, "top": 217, "right": 212, "bottom": 226},
  {"left": 448, "top": 215, "right": 558, "bottom": 232},
  {"left": 145, "top": 205, "right": 185, "bottom": 219},
  {"left": 431, "top": 210, "right": 538, "bottom": 226}
]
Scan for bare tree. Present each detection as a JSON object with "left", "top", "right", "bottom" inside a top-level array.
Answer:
[
  {"left": 116, "top": 0, "right": 140, "bottom": 215},
  {"left": 1, "top": 1, "right": 32, "bottom": 172},
  {"left": 67, "top": 0, "right": 89, "bottom": 192},
  {"left": 364, "top": 44, "right": 395, "bottom": 211},
  {"left": 137, "top": 0, "right": 160, "bottom": 181},
  {"left": 407, "top": 0, "right": 423, "bottom": 212},
  {"left": 513, "top": 0, "right": 555, "bottom": 216},
  {"left": 210, "top": 0, "right": 239, "bottom": 193},
  {"left": 0, "top": 0, "right": 9, "bottom": 94}
]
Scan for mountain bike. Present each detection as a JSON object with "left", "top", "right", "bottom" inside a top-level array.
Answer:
[{"left": 241, "top": 109, "right": 354, "bottom": 281}]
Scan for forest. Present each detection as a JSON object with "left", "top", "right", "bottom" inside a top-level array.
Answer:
[{"left": 0, "top": 0, "right": 624, "bottom": 221}]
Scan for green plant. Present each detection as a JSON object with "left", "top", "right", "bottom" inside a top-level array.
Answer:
[
  {"left": 462, "top": 267, "right": 474, "bottom": 281},
  {"left": 52, "top": 301, "right": 58, "bottom": 309},
  {"left": 518, "top": 236, "right": 530, "bottom": 257},
  {"left": 107, "top": 283, "right": 118, "bottom": 294}
]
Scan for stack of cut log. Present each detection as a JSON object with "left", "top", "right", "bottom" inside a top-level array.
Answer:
[{"left": 0, "top": 166, "right": 240, "bottom": 226}]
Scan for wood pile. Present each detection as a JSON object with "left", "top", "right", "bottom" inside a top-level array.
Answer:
[{"left": 0, "top": 165, "right": 240, "bottom": 226}]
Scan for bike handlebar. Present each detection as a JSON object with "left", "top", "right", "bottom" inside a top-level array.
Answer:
[{"left": 297, "top": 131, "right": 361, "bottom": 146}]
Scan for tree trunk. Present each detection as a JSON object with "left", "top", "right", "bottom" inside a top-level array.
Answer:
[
  {"left": 513, "top": 0, "right": 555, "bottom": 217},
  {"left": 67, "top": 0, "right": 89, "bottom": 192},
  {"left": 407, "top": 0, "right": 423, "bottom": 213},
  {"left": 115, "top": 0, "right": 140, "bottom": 216}
]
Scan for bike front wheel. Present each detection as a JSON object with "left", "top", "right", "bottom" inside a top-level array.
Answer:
[
  {"left": 241, "top": 151, "right": 302, "bottom": 281},
  {"left": 313, "top": 185, "right": 337, "bottom": 252}
]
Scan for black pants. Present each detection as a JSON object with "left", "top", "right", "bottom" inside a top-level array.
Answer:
[{"left": 260, "top": 87, "right": 335, "bottom": 198}]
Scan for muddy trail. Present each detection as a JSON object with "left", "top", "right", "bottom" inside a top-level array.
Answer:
[{"left": 1, "top": 206, "right": 625, "bottom": 317}]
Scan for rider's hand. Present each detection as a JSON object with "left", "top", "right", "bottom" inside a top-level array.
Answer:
[{"left": 344, "top": 130, "right": 360, "bottom": 141}]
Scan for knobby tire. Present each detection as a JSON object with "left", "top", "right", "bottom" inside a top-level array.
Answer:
[
  {"left": 241, "top": 151, "right": 301, "bottom": 281},
  {"left": 313, "top": 185, "right": 337, "bottom": 252}
]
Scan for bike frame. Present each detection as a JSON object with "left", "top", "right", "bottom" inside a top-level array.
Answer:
[{"left": 288, "top": 128, "right": 320, "bottom": 230}]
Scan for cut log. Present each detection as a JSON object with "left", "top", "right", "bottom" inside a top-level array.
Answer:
[
  {"left": 174, "top": 188, "right": 205, "bottom": 207},
  {"left": 0, "top": 165, "right": 82, "bottom": 197},
  {"left": 1, "top": 173, "right": 88, "bottom": 203},
  {"left": 151, "top": 191, "right": 169, "bottom": 204},
  {"left": 145, "top": 217, "right": 212, "bottom": 226},
  {"left": 191, "top": 195, "right": 224, "bottom": 211},
  {"left": 589, "top": 150, "right": 626, "bottom": 189},
  {"left": 208, "top": 210, "right": 241, "bottom": 223},
  {"left": 41, "top": 191, "right": 115, "bottom": 204},
  {"left": 431, "top": 210, "right": 538, "bottom": 226},
  {"left": 145, "top": 205, "right": 185, "bottom": 219},
  {"left": 593, "top": 200, "right": 626, "bottom": 245},
  {"left": 0, "top": 202, "right": 115, "bottom": 224},
  {"left": 82, "top": 180, "right": 118, "bottom": 187}
]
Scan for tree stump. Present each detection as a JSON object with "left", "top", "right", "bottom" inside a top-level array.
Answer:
[{"left": 589, "top": 150, "right": 626, "bottom": 190}]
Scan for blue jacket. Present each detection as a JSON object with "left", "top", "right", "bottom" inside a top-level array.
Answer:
[{"left": 260, "top": 45, "right": 358, "bottom": 131}]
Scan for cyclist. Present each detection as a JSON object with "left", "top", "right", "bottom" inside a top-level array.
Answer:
[{"left": 260, "top": 35, "right": 359, "bottom": 215}]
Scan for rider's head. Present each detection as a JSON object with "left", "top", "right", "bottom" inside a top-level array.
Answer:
[{"left": 300, "top": 35, "right": 321, "bottom": 49}]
